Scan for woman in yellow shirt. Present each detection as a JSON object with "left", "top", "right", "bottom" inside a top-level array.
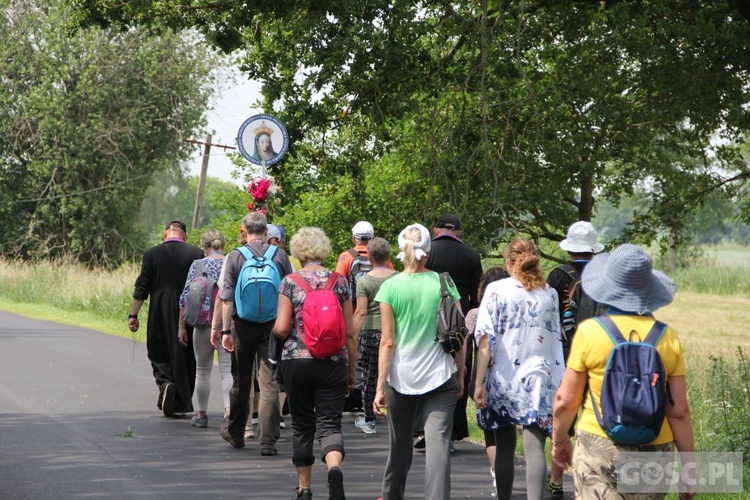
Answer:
[{"left": 551, "top": 244, "right": 695, "bottom": 500}]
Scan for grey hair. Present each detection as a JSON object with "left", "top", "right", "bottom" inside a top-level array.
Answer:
[
  {"left": 200, "top": 229, "right": 225, "bottom": 253},
  {"left": 367, "top": 237, "right": 391, "bottom": 265},
  {"left": 241, "top": 211, "right": 268, "bottom": 235}
]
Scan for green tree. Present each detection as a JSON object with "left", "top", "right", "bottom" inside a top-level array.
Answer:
[
  {"left": 0, "top": 0, "right": 220, "bottom": 266},
  {"left": 70, "top": 1, "right": 750, "bottom": 257},
  {"left": 139, "top": 170, "right": 242, "bottom": 245}
]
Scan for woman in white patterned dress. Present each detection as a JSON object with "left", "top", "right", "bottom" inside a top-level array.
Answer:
[{"left": 473, "top": 238, "right": 564, "bottom": 500}]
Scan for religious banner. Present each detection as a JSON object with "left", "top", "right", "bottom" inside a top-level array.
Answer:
[{"left": 237, "top": 113, "right": 289, "bottom": 168}]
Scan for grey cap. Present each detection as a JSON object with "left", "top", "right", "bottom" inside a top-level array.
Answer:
[{"left": 266, "top": 224, "right": 281, "bottom": 242}]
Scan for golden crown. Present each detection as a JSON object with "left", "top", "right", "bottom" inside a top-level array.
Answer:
[{"left": 252, "top": 121, "right": 274, "bottom": 136}]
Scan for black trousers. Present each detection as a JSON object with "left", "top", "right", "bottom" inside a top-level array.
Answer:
[
  {"left": 225, "top": 317, "right": 278, "bottom": 442},
  {"left": 280, "top": 358, "right": 348, "bottom": 466}
]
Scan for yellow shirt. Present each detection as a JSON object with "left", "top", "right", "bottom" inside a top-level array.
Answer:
[
  {"left": 289, "top": 256, "right": 302, "bottom": 271},
  {"left": 567, "top": 314, "right": 685, "bottom": 444}
]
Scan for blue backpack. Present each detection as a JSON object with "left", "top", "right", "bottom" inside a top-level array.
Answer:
[
  {"left": 234, "top": 245, "right": 281, "bottom": 323},
  {"left": 590, "top": 315, "right": 669, "bottom": 445}
]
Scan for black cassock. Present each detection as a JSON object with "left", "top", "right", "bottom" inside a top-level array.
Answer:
[{"left": 134, "top": 240, "right": 204, "bottom": 413}]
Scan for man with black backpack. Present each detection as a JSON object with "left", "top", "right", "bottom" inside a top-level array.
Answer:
[
  {"left": 335, "top": 220, "right": 393, "bottom": 311},
  {"left": 218, "top": 211, "right": 293, "bottom": 455},
  {"left": 335, "top": 220, "right": 393, "bottom": 412},
  {"left": 547, "top": 221, "right": 606, "bottom": 358},
  {"left": 545, "top": 220, "right": 605, "bottom": 496}
]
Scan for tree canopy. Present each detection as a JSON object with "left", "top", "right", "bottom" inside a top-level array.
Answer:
[
  {"left": 67, "top": 1, "right": 750, "bottom": 258},
  {"left": 0, "top": 0, "right": 220, "bottom": 266}
]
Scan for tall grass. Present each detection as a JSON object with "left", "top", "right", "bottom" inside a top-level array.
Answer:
[
  {"left": 670, "top": 266, "right": 750, "bottom": 296},
  {"left": 0, "top": 259, "right": 144, "bottom": 340}
]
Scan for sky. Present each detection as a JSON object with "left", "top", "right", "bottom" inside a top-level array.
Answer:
[{"left": 186, "top": 70, "right": 263, "bottom": 186}]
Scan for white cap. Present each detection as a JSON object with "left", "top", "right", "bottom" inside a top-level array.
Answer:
[
  {"left": 351, "top": 221, "right": 374, "bottom": 239},
  {"left": 266, "top": 224, "right": 281, "bottom": 242},
  {"left": 559, "top": 221, "right": 604, "bottom": 254}
]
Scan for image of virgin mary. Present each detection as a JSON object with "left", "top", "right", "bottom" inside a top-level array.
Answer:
[{"left": 251, "top": 121, "right": 278, "bottom": 161}]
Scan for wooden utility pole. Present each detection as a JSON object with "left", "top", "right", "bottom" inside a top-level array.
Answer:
[{"left": 185, "top": 135, "right": 236, "bottom": 230}]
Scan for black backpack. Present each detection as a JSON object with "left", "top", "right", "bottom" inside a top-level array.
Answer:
[
  {"left": 560, "top": 264, "right": 607, "bottom": 346},
  {"left": 346, "top": 248, "right": 372, "bottom": 303}
]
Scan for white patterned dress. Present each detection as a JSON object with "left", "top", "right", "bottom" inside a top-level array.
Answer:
[{"left": 474, "top": 277, "right": 564, "bottom": 435}]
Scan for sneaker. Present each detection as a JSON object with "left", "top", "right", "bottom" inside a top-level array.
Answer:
[
  {"left": 191, "top": 414, "right": 208, "bottom": 428},
  {"left": 354, "top": 416, "right": 376, "bottom": 434},
  {"left": 413, "top": 434, "right": 425, "bottom": 450},
  {"left": 449, "top": 440, "right": 455, "bottom": 453},
  {"left": 161, "top": 382, "right": 176, "bottom": 418},
  {"left": 280, "top": 416, "right": 286, "bottom": 429},
  {"left": 327, "top": 466, "right": 345, "bottom": 500},
  {"left": 219, "top": 421, "right": 245, "bottom": 449},
  {"left": 546, "top": 478, "right": 564, "bottom": 498},
  {"left": 490, "top": 468, "right": 497, "bottom": 497},
  {"left": 293, "top": 487, "right": 313, "bottom": 500},
  {"left": 260, "top": 444, "right": 278, "bottom": 456},
  {"left": 244, "top": 424, "right": 255, "bottom": 439}
]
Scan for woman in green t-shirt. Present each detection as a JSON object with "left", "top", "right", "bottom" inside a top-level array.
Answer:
[{"left": 373, "top": 223, "right": 463, "bottom": 500}]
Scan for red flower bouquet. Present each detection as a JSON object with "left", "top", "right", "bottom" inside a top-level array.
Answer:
[{"left": 247, "top": 176, "right": 281, "bottom": 213}]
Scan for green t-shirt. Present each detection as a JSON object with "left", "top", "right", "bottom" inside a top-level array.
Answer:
[
  {"left": 355, "top": 271, "right": 398, "bottom": 330},
  {"left": 375, "top": 271, "right": 460, "bottom": 395}
]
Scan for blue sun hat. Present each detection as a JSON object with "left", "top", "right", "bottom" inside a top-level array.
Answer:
[{"left": 581, "top": 244, "right": 676, "bottom": 314}]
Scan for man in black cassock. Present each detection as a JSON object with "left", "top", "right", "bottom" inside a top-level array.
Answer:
[
  {"left": 128, "top": 220, "right": 204, "bottom": 417},
  {"left": 425, "top": 213, "right": 483, "bottom": 447}
]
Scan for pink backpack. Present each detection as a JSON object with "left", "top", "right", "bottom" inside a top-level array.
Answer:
[{"left": 288, "top": 272, "right": 346, "bottom": 358}]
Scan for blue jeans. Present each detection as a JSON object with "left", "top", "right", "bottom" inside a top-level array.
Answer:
[{"left": 382, "top": 376, "right": 459, "bottom": 500}]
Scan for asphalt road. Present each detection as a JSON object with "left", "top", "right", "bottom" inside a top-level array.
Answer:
[{"left": 0, "top": 310, "right": 573, "bottom": 499}]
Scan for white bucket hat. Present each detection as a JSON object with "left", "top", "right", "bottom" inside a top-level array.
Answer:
[
  {"left": 581, "top": 244, "right": 676, "bottom": 314},
  {"left": 559, "top": 221, "right": 604, "bottom": 254}
]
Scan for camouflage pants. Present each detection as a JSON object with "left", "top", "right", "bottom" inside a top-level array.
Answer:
[{"left": 573, "top": 430, "right": 673, "bottom": 500}]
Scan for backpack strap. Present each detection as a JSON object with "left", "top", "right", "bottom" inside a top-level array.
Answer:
[
  {"left": 347, "top": 248, "right": 359, "bottom": 259},
  {"left": 595, "top": 315, "right": 667, "bottom": 345},
  {"left": 288, "top": 272, "right": 313, "bottom": 292},
  {"left": 324, "top": 272, "right": 341, "bottom": 291},
  {"left": 288, "top": 271, "right": 341, "bottom": 293},
  {"left": 237, "top": 246, "right": 253, "bottom": 261},
  {"left": 264, "top": 244, "right": 278, "bottom": 260},
  {"left": 438, "top": 272, "right": 451, "bottom": 298},
  {"left": 643, "top": 320, "right": 668, "bottom": 347},
  {"left": 593, "top": 315, "right": 627, "bottom": 345},
  {"left": 193, "top": 258, "right": 206, "bottom": 277},
  {"left": 560, "top": 263, "right": 579, "bottom": 282}
]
